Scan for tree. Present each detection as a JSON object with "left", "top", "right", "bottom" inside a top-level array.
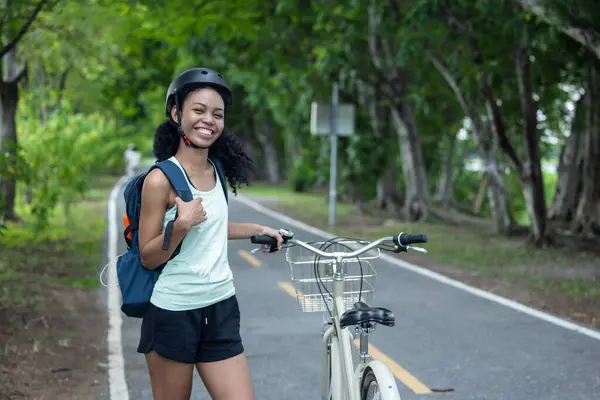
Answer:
[
  {"left": 516, "top": 0, "right": 600, "bottom": 239},
  {"left": 516, "top": 0, "right": 600, "bottom": 60},
  {"left": 0, "top": 0, "right": 48, "bottom": 222}
]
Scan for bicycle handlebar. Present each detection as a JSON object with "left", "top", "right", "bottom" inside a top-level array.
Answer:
[
  {"left": 250, "top": 229, "right": 428, "bottom": 257},
  {"left": 394, "top": 233, "right": 428, "bottom": 247}
]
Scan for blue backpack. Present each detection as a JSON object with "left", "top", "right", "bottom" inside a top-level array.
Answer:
[{"left": 116, "top": 156, "right": 228, "bottom": 318}]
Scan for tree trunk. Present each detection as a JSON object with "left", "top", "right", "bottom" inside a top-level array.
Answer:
[
  {"left": 357, "top": 79, "right": 400, "bottom": 211},
  {"left": 0, "top": 80, "right": 19, "bottom": 221},
  {"left": 482, "top": 154, "right": 512, "bottom": 233},
  {"left": 237, "top": 105, "right": 260, "bottom": 179},
  {"left": 238, "top": 131, "right": 259, "bottom": 180},
  {"left": 444, "top": 10, "right": 548, "bottom": 242},
  {"left": 253, "top": 117, "right": 281, "bottom": 185},
  {"left": 284, "top": 132, "right": 300, "bottom": 167},
  {"left": 572, "top": 64, "right": 600, "bottom": 235},
  {"left": 434, "top": 132, "right": 457, "bottom": 207},
  {"left": 549, "top": 67, "right": 600, "bottom": 237},
  {"left": 426, "top": 50, "right": 512, "bottom": 232},
  {"left": 481, "top": 41, "right": 546, "bottom": 242},
  {"left": 390, "top": 104, "right": 430, "bottom": 221},
  {"left": 472, "top": 172, "right": 488, "bottom": 214},
  {"left": 548, "top": 97, "right": 584, "bottom": 222},
  {"left": 375, "top": 164, "right": 400, "bottom": 212},
  {"left": 367, "top": 3, "right": 430, "bottom": 221},
  {"left": 515, "top": 28, "right": 548, "bottom": 245},
  {"left": 0, "top": 46, "right": 25, "bottom": 222}
]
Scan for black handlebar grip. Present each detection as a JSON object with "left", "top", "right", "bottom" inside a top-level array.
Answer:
[
  {"left": 250, "top": 235, "right": 279, "bottom": 253},
  {"left": 250, "top": 235, "right": 278, "bottom": 245},
  {"left": 394, "top": 233, "right": 428, "bottom": 246}
]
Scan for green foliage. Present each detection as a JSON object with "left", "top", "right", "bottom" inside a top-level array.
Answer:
[
  {"left": 15, "top": 98, "right": 118, "bottom": 230},
  {"left": 2, "top": 0, "right": 595, "bottom": 235},
  {"left": 287, "top": 141, "right": 320, "bottom": 192},
  {"left": 340, "top": 105, "right": 397, "bottom": 202},
  {"left": 453, "top": 169, "right": 482, "bottom": 207}
]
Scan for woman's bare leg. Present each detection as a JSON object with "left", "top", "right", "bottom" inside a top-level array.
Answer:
[
  {"left": 146, "top": 351, "right": 195, "bottom": 400},
  {"left": 196, "top": 353, "right": 255, "bottom": 400}
]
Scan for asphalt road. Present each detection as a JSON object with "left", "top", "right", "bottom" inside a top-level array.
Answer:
[{"left": 99, "top": 174, "right": 600, "bottom": 400}]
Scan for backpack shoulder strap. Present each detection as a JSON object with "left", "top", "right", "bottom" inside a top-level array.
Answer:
[
  {"left": 149, "top": 159, "right": 193, "bottom": 251},
  {"left": 151, "top": 160, "right": 193, "bottom": 202},
  {"left": 209, "top": 156, "right": 228, "bottom": 203}
]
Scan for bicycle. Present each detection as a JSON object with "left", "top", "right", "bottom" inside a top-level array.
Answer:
[{"left": 250, "top": 228, "right": 429, "bottom": 400}]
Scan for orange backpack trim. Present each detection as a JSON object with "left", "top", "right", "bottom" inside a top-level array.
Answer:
[{"left": 123, "top": 212, "right": 133, "bottom": 240}]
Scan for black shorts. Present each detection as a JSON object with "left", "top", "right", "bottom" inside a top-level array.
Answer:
[{"left": 137, "top": 294, "right": 244, "bottom": 364}]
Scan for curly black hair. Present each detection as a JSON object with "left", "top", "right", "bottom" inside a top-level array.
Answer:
[{"left": 152, "top": 120, "right": 254, "bottom": 195}]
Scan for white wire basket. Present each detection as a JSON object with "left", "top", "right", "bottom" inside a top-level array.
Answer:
[{"left": 285, "top": 241, "right": 380, "bottom": 313}]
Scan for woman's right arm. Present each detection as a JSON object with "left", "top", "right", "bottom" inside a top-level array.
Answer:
[{"left": 138, "top": 169, "right": 191, "bottom": 269}]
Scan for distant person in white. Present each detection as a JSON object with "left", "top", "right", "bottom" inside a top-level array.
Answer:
[{"left": 124, "top": 143, "right": 141, "bottom": 177}]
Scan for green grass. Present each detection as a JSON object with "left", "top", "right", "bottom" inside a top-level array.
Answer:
[
  {"left": 0, "top": 175, "right": 117, "bottom": 311},
  {"left": 243, "top": 184, "right": 356, "bottom": 220},
  {"left": 240, "top": 184, "right": 599, "bottom": 300}
]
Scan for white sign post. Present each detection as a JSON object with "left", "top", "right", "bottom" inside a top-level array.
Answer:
[{"left": 309, "top": 84, "right": 356, "bottom": 226}]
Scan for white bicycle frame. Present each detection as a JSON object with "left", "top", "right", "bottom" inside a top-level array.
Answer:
[{"left": 289, "top": 238, "right": 406, "bottom": 400}]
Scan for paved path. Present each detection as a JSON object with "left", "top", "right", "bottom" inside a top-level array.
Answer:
[{"left": 100, "top": 176, "right": 600, "bottom": 400}]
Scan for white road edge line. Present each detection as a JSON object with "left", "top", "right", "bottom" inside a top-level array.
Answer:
[
  {"left": 107, "top": 176, "right": 130, "bottom": 400},
  {"left": 233, "top": 194, "right": 600, "bottom": 342}
]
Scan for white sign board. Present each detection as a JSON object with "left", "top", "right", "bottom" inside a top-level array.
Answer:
[{"left": 310, "top": 102, "right": 355, "bottom": 136}]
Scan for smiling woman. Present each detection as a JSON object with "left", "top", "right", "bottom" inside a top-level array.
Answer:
[
  {"left": 152, "top": 71, "right": 252, "bottom": 195},
  {"left": 135, "top": 68, "right": 284, "bottom": 400}
]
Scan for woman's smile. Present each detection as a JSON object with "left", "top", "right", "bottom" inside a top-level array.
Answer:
[{"left": 194, "top": 127, "right": 215, "bottom": 138}]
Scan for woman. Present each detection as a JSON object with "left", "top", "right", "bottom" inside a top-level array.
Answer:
[{"left": 136, "top": 67, "right": 283, "bottom": 400}]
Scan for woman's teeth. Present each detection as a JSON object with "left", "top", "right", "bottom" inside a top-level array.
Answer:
[{"left": 196, "top": 128, "right": 213, "bottom": 138}]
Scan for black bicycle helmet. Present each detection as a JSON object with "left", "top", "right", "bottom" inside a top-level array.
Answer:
[{"left": 165, "top": 67, "right": 233, "bottom": 119}]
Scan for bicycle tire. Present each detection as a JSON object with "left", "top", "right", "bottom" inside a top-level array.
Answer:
[{"left": 360, "top": 367, "right": 401, "bottom": 400}]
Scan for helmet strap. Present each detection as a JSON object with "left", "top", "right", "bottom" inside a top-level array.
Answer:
[{"left": 177, "top": 125, "right": 210, "bottom": 149}]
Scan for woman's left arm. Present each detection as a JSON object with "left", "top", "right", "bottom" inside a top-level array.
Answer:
[{"left": 228, "top": 222, "right": 284, "bottom": 248}]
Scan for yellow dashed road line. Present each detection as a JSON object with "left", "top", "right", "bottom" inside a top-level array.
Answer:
[{"left": 239, "top": 250, "right": 263, "bottom": 267}]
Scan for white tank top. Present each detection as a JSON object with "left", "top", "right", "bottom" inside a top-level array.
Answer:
[{"left": 150, "top": 156, "right": 235, "bottom": 311}]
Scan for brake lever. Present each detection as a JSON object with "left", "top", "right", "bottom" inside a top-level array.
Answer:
[
  {"left": 250, "top": 244, "right": 278, "bottom": 254},
  {"left": 407, "top": 246, "right": 428, "bottom": 254},
  {"left": 250, "top": 243, "right": 295, "bottom": 254}
]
